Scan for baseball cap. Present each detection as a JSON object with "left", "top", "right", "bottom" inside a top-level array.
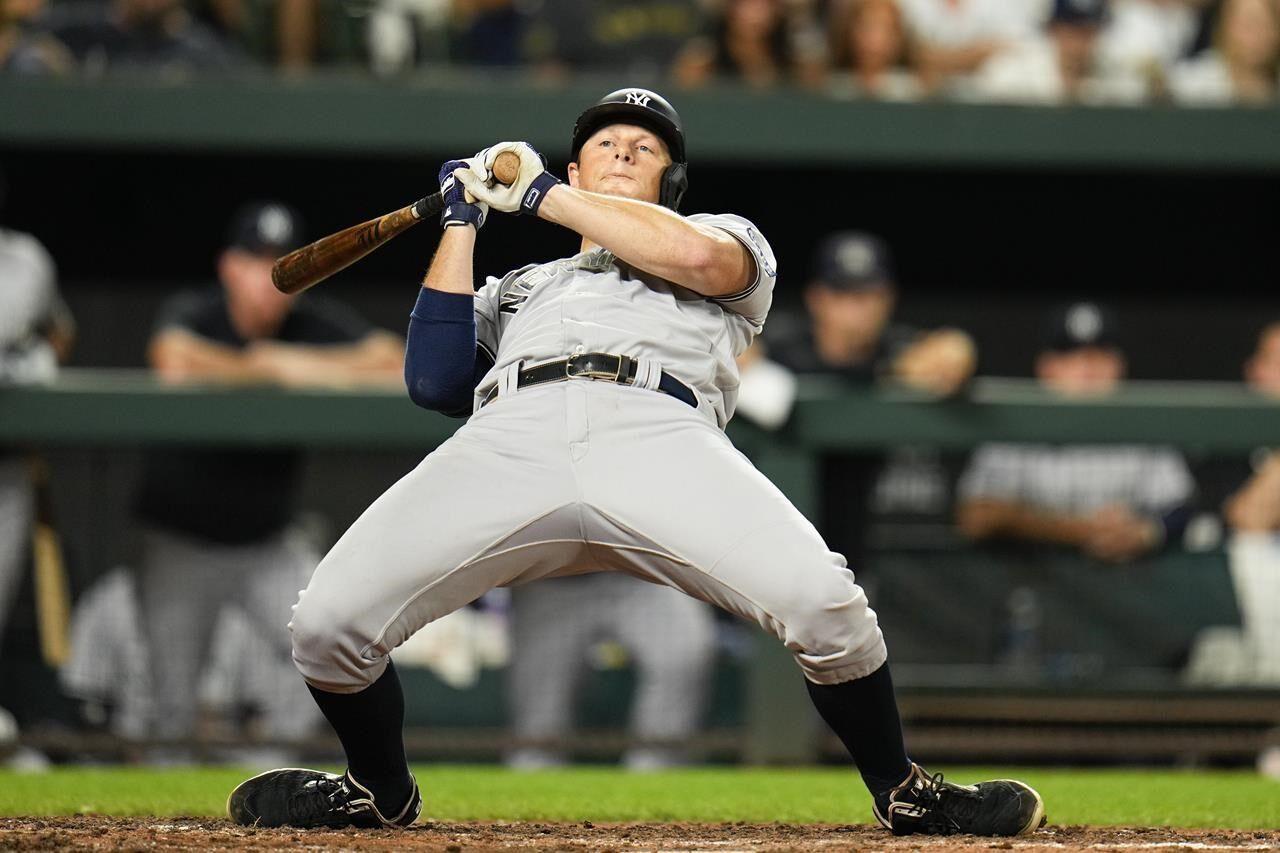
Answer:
[
  {"left": 811, "top": 232, "right": 895, "bottom": 291},
  {"left": 1043, "top": 301, "right": 1120, "bottom": 351},
  {"left": 1050, "top": 0, "right": 1108, "bottom": 25},
  {"left": 226, "top": 201, "right": 304, "bottom": 257}
]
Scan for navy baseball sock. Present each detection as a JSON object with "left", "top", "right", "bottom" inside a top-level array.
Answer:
[
  {"left": 805, "top": 662, "right": 912, "bottom": 796},
  {"left": 307, "top": 661, "right": 414, "bottom": 812}
]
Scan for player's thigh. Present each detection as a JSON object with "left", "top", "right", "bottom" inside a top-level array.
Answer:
[
  {"left": 292, "top": 426, "right": 578, "bottom": 688},
  {"left": 583, "top": 393, "right": 884, "bottom": 680}
]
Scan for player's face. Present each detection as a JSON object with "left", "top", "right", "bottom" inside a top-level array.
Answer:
[
  {"left": 568, "top": 124, "right": 671, "bottom": 204},
  {"left": 219, "top": 248, "right": 296, "bottom": 339},
  {"left": 806, "top": 284, "right": 895, "bottom": 350},
  {"left": 1246, "top": 325, "right": 1280, "bottom": 396},
  {"left": 1036, "top": 346, "right": 1125, "bottom": 397}
]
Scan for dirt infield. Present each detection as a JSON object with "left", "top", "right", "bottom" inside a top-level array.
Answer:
[{"left": 3, "top": 818, "right": 1279, "bottom": 851}]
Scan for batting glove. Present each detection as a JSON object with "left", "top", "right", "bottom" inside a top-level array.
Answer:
[
  {"left": 454, "top": 142, "right": 561, "bottom": 216},
  {"left": 438, "top": 158, "right": 488, "bottom": 229}
]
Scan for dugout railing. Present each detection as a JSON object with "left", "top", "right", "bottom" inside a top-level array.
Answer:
[{"left": 3, "top": 371, "right": 1278, "bottom": 765}]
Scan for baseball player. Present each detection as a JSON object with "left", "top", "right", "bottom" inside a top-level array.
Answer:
[{"left": 227, "top": 88, "right": 1046, "bottom": 837}]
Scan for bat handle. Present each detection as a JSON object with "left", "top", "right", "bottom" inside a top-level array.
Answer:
[{"left": 412, "top": 193, "right": 445, "bottom": 221}]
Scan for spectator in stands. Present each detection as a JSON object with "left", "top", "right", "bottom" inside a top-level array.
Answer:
[
  {"left": 1168, "top": 0, "right": 1279, "bottom": 104},
  {"left": 747, "top": 232, "right": 976, "bottom": 569},
  {"left": 826, "top": 0, "right": 923, "bottom": 100},
  {"left": 196, "top": 0, "right": 320, "bottom": 71},
  {"left": 525, "top": 0, "right": 703, "bottom": 81},
  {"left": 1094, "top": 0, "right": 1206, "bottom": 88},
  {"left": 672, "top": 0, "right": 825, "bottom": 89},
  {"left": 50, "top": 0, "right": 243, "bottom": 75},
  {"left": 896, "top": 0, "right": 1042, "bottom": 89},
  {"left": 971, "top": 0, "right": 1148, "bottom": 103},
  {"left": 132, "top": 202, "right": 403, "bottom": 758},
  {"left": 0, "top": 166, "right": 74, "bottom": 759},
  {"left": 451, "top": 0, "right": 531, "bottom": 68},
  {"left": 956, "top": 302, "right": 1195, "bottom": 564},
  {"left": 1, "top": 0, "right": 74, "bottom": 73}
]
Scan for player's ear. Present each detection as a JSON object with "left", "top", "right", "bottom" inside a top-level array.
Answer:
[{"left": 567, "top": 161, "right": 581, "bottom": 189}]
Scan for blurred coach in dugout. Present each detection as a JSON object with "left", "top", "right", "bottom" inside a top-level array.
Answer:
[
  {"left": 134, "top": 202, "right": 403, "bottom": 753},
  {"left": 742, "top": 231, "right": 977, "bottom": 568},
  {"left": 956, "top": 302, "right": 1194, "bottom": 563}
]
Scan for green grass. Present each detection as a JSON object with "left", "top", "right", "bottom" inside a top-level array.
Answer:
[{"left": 0, "top": 765, "right": 1276, "bottom": 828}]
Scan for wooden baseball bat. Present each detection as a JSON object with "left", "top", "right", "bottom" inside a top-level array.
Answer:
[
  {"left": 272, "top": 150, "right": 522, "bottom": 295},
  {"left": 28, "top": 455, "right": 71, "bottom": 668}
]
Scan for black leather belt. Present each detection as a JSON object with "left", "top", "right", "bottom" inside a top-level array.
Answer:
[{"left": 482, "top": 352, "right": 697, "bottom": 409}]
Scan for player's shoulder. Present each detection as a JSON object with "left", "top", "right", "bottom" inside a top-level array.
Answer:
[
  {"left": 689, "top": 213, "right": 776, "bottom": 279},
  {"left": 0, "top": 227, "right": 53, "bottom": 268},
  {"left": 687, "top": 211, "right": 763, "bottom": 234},
  {"left": 149, "top": 286, "right": 225, "bottom": 338}
]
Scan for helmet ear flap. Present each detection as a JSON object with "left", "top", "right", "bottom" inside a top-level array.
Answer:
[{"left": 660, "top": 162, "right": 689, "bottom": 212}]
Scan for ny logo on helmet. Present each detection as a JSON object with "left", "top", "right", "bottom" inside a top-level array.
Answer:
[{"left": 624, "top": 91, "right": 652, "bottom": 107}]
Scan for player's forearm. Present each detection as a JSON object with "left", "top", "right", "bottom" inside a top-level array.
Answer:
[
  {"left": 1225, "top": 456, "right": 1280, "bottom": 530},
  {"left": 956, "top": 499, "right": 1089, "bottom": 547},
  {"left": 422, "top": 224, "right": 477, "bottom": 296},
  {"left": 149, "top": 331, "right": 263, "bottom": 383},
  {"left": 538, "top": 185, "right": 751, "bottom": 297},
  {"left": 250, "top": 334, "right": 406, "bottom": 384}
]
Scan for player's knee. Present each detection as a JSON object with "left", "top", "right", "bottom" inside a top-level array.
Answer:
[
  {"left": 288, "top": 595, "right": 381, "bottom": 694},
  {"left": 777, "top": 575, "right": 887, "bottom": 684}
]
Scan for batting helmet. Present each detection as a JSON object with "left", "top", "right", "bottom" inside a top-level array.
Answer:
[{"left": 570, "top": 88, "right": 689, "bottom": 211}]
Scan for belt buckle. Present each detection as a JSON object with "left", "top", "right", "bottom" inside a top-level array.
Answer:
[{"left": 567, "top": 353, "right": 623, "bottom": 383}]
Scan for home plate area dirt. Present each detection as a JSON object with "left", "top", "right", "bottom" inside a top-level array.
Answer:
[{"left": 3, "top": 818, "right": 1278, "bottom": 851}]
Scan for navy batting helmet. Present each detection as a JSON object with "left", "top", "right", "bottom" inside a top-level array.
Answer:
[{"left": 570, "top": 88, "right": 689, "bottom": 211}]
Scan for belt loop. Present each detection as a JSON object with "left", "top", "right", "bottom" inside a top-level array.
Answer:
[
  {"left": 498, "top": 361, "right": 521, "bottom": 398},
  {"left": 614, "top": 355, "right": 631, "bottom": 383},
  {"left": 632, "top": 358, "right": 661, "bottom": 391}
]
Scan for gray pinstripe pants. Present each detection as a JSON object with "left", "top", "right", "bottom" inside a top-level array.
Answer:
[{"left": 507, "top": 573, "right": 716, "bottom": 769}]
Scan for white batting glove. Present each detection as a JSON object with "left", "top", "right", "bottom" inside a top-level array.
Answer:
[{"left": 454, "top": 141, "right": 561, "bottom": 216}]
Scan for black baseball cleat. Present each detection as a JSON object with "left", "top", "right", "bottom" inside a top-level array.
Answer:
[
  {"left": 227, "top": 768, "right": 422, "bottom": 829},
  {"left": 872, "top": 763, "right": 1046, "bottom": 837}
]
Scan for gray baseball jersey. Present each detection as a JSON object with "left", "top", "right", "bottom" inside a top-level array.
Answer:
[
  {"left": 474, "top": 213, "right": 776, "bottom": 428},
  {"left": 0, "top": 227, "right": 61, "bottom": 384},
  {"left": 290, "top": 213, "right": 886, "bottom": 697}
]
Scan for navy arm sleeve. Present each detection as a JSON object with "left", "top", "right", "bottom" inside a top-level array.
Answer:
[{"left": 404, "top": 288, "right": 493, "bottom": 417}]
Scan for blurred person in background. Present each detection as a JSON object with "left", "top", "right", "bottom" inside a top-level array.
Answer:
[
  {"left": 49, "top": 0, "right": 243, "bottom": 74},
  {"left": 131, "top": 202, "right": 403, "bottom": 759},
  {"left": 825, "top": 0, "right": 922, "bottom": 100},
  {"left": 1168, "top": 0, "right": 1279, "bottom": 103},
  {"left": 1094, "top": 0, "right": 1207, "bottom": 88},
  {"left": 745, "top": 231, "right": 976, "bottom": 570},
  {"left": 896, "top": 0, "right": 1044, "bottom": 90},
  {"left": 1, "top": 0, "right": 73, "bottom": 73},
  {"left": 672, "top": 0, "right": 826, "bottom": 89},
  {"left": 956, "top": 302, "right": 1195, "bottom": 564},
  {"left": 0, "top": 165, "right": 75, "bottom": 755},
  {"left": 971, "top": 0, "right": 1148, "bottom": 103},
  {"left": 506, "top": 574, "right": 716, "bottom": 771},
  {"left": 524, "top": 0, "right": 703, "bottom": 81},
  {"left": 195, "top": 0, "right": 320, "bottom": 71},
  {"left": 450, "top": 0, "right": 529, "bottom": 68},
  {"left": 1213, "top": 322, "right": 1280, "bottom": 686}
]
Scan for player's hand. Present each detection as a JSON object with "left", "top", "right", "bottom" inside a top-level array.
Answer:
[
  {"left": 893, "top": 330, "right": 976, "bottom": 397},
  {"left": 438, "top": 158, "right": 488, "bottom": 230},
  {"left": 454, "top": 142, "right": 561, "bottom": 216},
  {"left": 1080, "top": 504, "right": 1161, "bottom": 562}
]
